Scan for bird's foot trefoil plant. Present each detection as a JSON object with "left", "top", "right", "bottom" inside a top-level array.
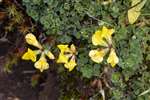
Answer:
[
  {"left": 89, "top": 26, "right": 119, "bottom": 67},
  {"left": 22, "top": 26, "right": 119, "bottom": 72},
  {"left": 22, "top": 33, "right": 55, "bottom": 72},
  {"left": 57, "top": 44, "right": 77, "bottom": 71}
]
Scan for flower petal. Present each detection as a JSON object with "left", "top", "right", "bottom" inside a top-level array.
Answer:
[
  {"left": 92, "top": 30, "right": 108, "bottom": 47},
  {"left": 34, "top": 54, "right": 49, "bottom": 72},
  {"left": 44, "top": 50, "right": 55, "bottom": 59},
  {"left": 102, "top": 26, "right": 114, "bottom": 37},
  {"left": 25, "top": 33, "right": 42, "bottom": 49},
  {"left": 101, "top": 26, "right": 114, "bottom": 44},
  {"left": 22, "top": 48, "right": 37, "bottom": 62},
  {"left": 70, "top": 44, "right": 76, "bottom": 54},
  {"left": 89, "top": 49, "right": 108, "bottom": 63},
  {"left": 57, "top": 44, "right": 77, "bottom": 70},
  {"left": 128, "top": 8, "right": 141, "bottom": 24},
  {"left": 107, "top": 48, "right": 119, "bottom": 67},
  {"left": 64, "top": 58, "right": 77, "bottom": 71},
  {"left": 57, "top": 44, "right": 70, "bottom": 53},
  {"left": 57, "top": 53, "right": 69, "bottom": 63}
]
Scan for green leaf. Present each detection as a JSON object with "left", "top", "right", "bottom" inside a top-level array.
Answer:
[
  {"left": 146, "top": 54, "right": 150, "bottom": 60},
  {"left": 57, "top": 35, "right": 72, "bottom": 43},
  {"left": 80, "top": 65, "right": 93, "bottom": 78}
]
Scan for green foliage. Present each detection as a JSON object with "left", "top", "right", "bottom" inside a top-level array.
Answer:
[
  {"left": 131, "top": 71, "right": 150, "bottom": 100},
  {"left": 22, "top": 0, "right": 149, "bottom": 99},
  {"left": 80, "top": 64, "right": 100, "bottom": 78}
]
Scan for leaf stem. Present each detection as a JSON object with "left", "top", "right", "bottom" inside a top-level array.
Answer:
[{"left": 85, "top": 12, "right": 113, "bottom": 26}]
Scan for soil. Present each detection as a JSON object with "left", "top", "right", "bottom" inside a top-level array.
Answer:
[
  {"left": 0, "top": 44, "right": 59, "bottom": 100},
  {"left": 0, "top": 61, "right": 39, "bottom": 100}
]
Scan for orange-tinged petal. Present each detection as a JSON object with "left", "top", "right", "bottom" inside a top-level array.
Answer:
[
  {"left": 107, "top": 48, "right": 119, "bottom": 67},
  {"left": 44, "top": 50, "right": 55, "bottom": 59},
  {"left": 64, "top": 58, "right": 77, "bottom": 71},
  {"left": 25, "top": 33, "right": 42, "bottom": 49},
  {"left": 89, "top": 49, "right": 108, "bottom": 63},
  {"left": 34, "top": 54, "right": 49, "bottom": 72},
  {"left": 22, "top": 48, "right": 37, "bottom": 62}
]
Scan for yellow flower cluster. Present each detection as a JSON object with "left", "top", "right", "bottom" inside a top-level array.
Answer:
[
  {"left": 22, "top": 33, "right": 55, "bottom": 72},
  {"left": 89, "top": 26, "right": 119, "bottom": 67},
  {"left": 57, "top": 44, "right": 77, "bottom": 71},
  {"left": 22, "top": 26, "right": 119, "bottom": 72}
]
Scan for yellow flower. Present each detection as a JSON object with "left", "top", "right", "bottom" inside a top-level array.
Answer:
[
  {"left": 57, "top": 44, "right": 77, "bottom": 71},
  {"left": 57, "top": 53, "right": 69, "bottom": 63},
  {"left": 89, "top": 26, "right": 119, "bottom": 67},
  {"left": 92, "top": 30, "right": 107, "bottom": 46},
  {"left": 107, "top": 48, "right": 119, "bottom": 67},
  {"left": 57, "top": 44, "right": 70, "bottom": 63},
  {"left": 57, "top": 44, "right": 74, "bottom": 63},
  {"left": 22, "top": 48, "right": 39, "bottom": 62},
  {"left": 22, "top": 33, "right": 55, "bottom": 72},
  {"left": 25, "top": 33, "right": 42, "bottom": 49},
  {"left": 64, "top": 57, "right": 77, "bottom": 72},
  {"left": 34, "top": 54, "right": 49, "bottom": 72},
  {"left": 89, "top": 49, "right": 108, "bottom": 63},
  {"left": 57, "top": 44, "right": 70, "bottom": 53},
  {"left": 92, "top": 26, "right": 114, "bottom": 47}
]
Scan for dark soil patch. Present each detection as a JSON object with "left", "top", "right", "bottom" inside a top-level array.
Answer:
[
  {"left": 0, "top": 59, "right": 59, "bottom": 100},
  {"left": 0, "top": 40, "right": 59, "bottom": 100},
  {"left": 0, "top": 61, "right": 39, "bottom": 100}
]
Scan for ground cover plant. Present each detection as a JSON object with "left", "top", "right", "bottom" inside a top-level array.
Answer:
[{"left": 0, "top": 0, "right": 150, "bottom": 100}]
